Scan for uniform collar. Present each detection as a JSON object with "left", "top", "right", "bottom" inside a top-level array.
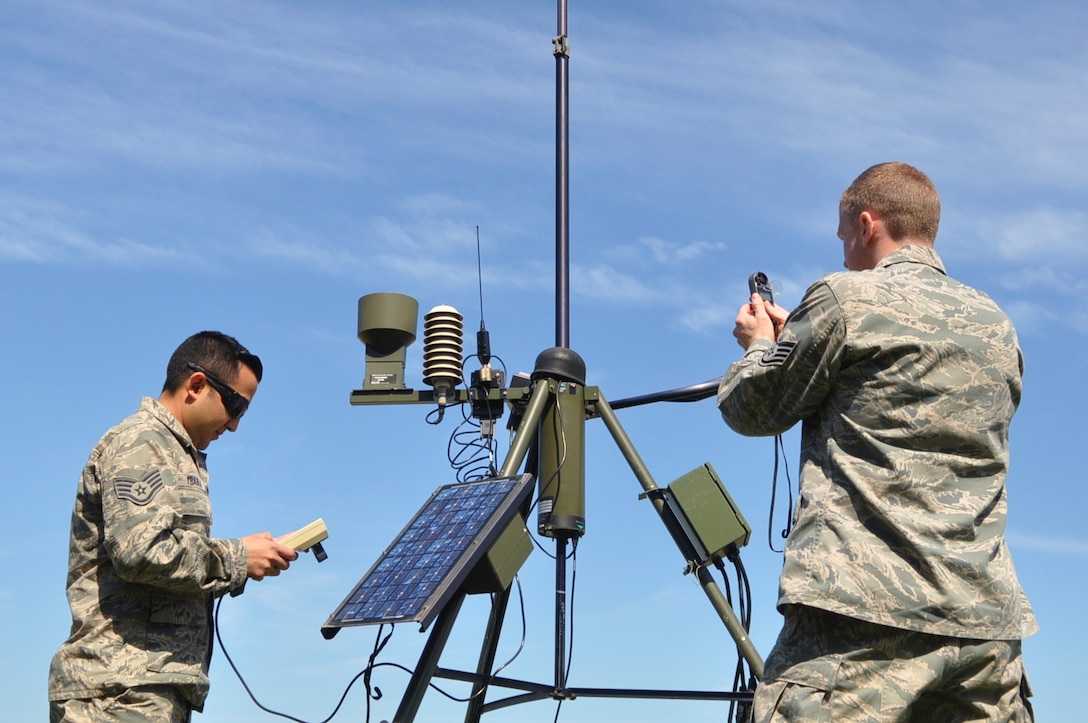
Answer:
[
  {"left": 876, "top": 244, "right": 947, "bottom": 275},
  {"left": 139, "top": 397, "right": 207, "bottom": 466}
]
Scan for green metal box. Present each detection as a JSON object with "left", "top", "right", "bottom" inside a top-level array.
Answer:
[
  {"left": 463, "top": 513, "right": 533, "bottom": 594},
  {"left": 667, "top": 463, "right": 751, "bottom": 563}
]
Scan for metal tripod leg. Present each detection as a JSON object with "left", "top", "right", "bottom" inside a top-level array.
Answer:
[
  {"left": 462, "top": 584, "right": 513, "bottom": 723},
  {"left": 393, "top": 591, "right": 467, "bottom": 723},
  {"left": 592, "top": 392, "right": 765, "bottom": 680}
]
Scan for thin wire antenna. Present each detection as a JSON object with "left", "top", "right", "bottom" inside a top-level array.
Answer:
[
  {"left": 476, "top": 225, "right": 486, "bottom": 329},
  {"left": 474, "top": 226, "right": 492, "bottom": 369}
]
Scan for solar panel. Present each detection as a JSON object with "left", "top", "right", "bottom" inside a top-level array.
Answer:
[{"left": 321, "top": 474, "right": 535, "bottom": 637}]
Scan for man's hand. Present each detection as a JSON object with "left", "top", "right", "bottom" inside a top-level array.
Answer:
[
  {"left": 733, "top": 293, "right": 789, "bottom": 349},
  {"left": 242, "top": 532, "right": 298, "bottom": 581}
]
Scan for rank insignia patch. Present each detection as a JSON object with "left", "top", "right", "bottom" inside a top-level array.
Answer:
[
  {"left": 759, "top": 340, "right": 797, "bottom": 367},
  {"left": 115, "top": 470, "right": 166, "bottom": 505}
]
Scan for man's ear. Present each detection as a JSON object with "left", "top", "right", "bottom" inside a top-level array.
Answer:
[
  {"left": 183, "top": 370, "right": 207, "bottom": 402},
  {"left": 858, "top": 210, "right": 877, "bottom": 244}
]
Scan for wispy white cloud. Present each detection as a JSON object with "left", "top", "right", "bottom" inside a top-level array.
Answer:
[
  {"left": 635, "top": 237, "right": 728, "bottom": 265},
  {"left": 566, "top": 231, "right": 745, "bottom": 318},
  {"left": 575, "top": 0, "right": 1088, "bottom": 196},
  {"left": 0, "top": 0, "right": 551, "bottom": 177},
  {"left": 1007, "top": 531, "right": 1088, "bottom": 557},
  {"left": 245, "top": 193, "right": 547, "bottom": 298},
  {"left": 571, "top": 264, "right": 662, "bottom": 305},
  {"left": 677, "top": 304, "right": 735, "bottom": 335},
  {"left": 978, "top": 208, "right": 1088, "bottom": 263},
  {"left": 6, "top": 0, "right": 1087, "bottom": 194},
  {"left": 1001, "top": 301, "right": 1058, "bottom": 339},
  {"left": 397, "top": 193, "right": 478, "bottom": 218},
  {"left": 248, "top": 232, "right": 367, "bottom": 276},
  {"left": 0, "top": 193, "right": 180, "bottom": 265},
  {"left": 3, "top": 0, "right": 1087, "bottom": 340},
  {"left": 996, "top": 264, "right": 1088, "bottom": 306},
  {"left": 0, "top": 42, "right": 351, "bottom": 176}
]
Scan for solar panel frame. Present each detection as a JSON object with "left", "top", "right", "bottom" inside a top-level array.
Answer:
[{"left": 321, "top": 473, "right": 535, "bottom": 636}]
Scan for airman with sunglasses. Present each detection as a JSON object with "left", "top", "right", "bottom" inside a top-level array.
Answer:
[{"left": 49, "top": 331, "right": 298, "bottom": 723}]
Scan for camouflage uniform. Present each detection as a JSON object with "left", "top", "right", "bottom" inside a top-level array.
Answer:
[
  {"left": 49, "top": 397, "right": 249, "bottom": 715},
  {"left": 718, "top": 246, "right": 1037, "bottom": 719}
]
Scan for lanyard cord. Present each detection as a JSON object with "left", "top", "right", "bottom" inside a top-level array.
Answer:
[{"left": 767, "top": 433, "right": 795, "bottom": 553}]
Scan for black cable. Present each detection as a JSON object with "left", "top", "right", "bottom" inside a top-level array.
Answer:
[
  {"left": 391, "top": 575, "right": 532, "bottom": 706},
  {"left": 546, "top": 396, "right": 572, "bottom": 723},
  {"left": 711, "top": 558, "right": 742, "bottom": 723},
  {"left": 527, "top": 393, "right": 571, "bottom": 560},
  {"left": 448, "top": 413, "right": 496, "bottom": 482},
  {"left": 715, "top": 550, "right": 757, "bottom": 723},
  {"left": 734, "top": 554, "right": 752, "bottom": 632},
  {"left": 766, "top": 433, "right": 795, "bottom": 553},
  {"left": 564, "top": 538, "right": 578, "bottom": 689},
  {"left": 776, "top": 433, "right": 795, "bottom": 540},
  {"left": 719, "top": 559, "right": 734, "bottom": 606},
  {"left": 363, "top": 625, "right": 393, "bottom": 721},
  {"left": 213, "top": 597, "right": 390, "bottom": 723},
  {"left": 214, "top": 577, "right": 531, "bottom": 719},
  {"left": 735, "top": 553, "right": 756, "bottom": 723},
  {"left": 443, "top": 353, "right": 509, "bottom": 481},
  {"left": 733, "top": 561, "right": 749, "bottom": 722},
  {"left": 489, "top": 574, "right": 529, "bottom": 680},
  {"left": 470, "top": 575, "right": 532, "bottom": 702}
]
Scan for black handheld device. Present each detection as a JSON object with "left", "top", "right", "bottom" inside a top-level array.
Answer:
[{"left": 748, "top": 272, "right": 774, "bottom": 304}]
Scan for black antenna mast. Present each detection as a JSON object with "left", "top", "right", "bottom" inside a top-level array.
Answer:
[{"left": 554, "top": 1, "right": 570, "bottom": 348}]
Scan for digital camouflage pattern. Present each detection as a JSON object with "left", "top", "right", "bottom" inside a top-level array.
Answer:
[
  {"left": 49, "top": 684, "right": 193, "bottom": 723},
  {"left": 752, "top": 605, "right": 1033, "bottom": 722},
  {"left": 718, "top": 245, "right": 1037, "bottom": 640},
  {"left": 49, "top": 398, "right": 248, "bottom": 710}
]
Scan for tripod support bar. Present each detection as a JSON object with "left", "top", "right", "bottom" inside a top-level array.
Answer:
[{"left": 591, "top": 392, "right": 765, "bottom": 680}]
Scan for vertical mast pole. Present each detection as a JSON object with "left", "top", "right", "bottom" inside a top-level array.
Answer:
[{"left": 554, "top": 0, "right": 570, "bottom": 348}]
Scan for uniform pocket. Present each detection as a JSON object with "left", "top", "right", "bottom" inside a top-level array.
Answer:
[
  {"left": 754, "top": 678, "right": 833, "bottom": 723},
  {"left": 145, "top": 596, "right": 209, "bottom": 676}
]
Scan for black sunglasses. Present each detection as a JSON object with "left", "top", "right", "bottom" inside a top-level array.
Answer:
[{"left": 187, "top": 362, "right": 250, "bottom": 419}]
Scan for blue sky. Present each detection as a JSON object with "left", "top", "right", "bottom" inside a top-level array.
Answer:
[{"left": 3, "top": 0, "right": 1086, "bottom": 720}]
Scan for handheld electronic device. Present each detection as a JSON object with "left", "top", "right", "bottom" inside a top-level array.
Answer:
[
  {"left": 280, "top": 518, "right": 329, "bottom": 562},
  {"left": 748, "top": 271, "right": 774, "bottom": 304}
]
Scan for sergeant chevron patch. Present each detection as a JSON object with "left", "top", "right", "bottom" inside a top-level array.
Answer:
[
  {"left": 759, "top": 340, "right": 797, "bottom": 367},
  {"left": 115, "top": 470, "right": 165, "bottom": 505}
]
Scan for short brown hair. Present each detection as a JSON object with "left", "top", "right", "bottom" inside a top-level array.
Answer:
[
  {"left": 162, "top": 331, "right": 263, "bottom": 393},
  {"left": 840, "top": 162, "right": 941, "bottom": 243}
]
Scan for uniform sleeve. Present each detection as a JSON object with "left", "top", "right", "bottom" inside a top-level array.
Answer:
[
  {"left": 99, "top": 431, "right": 247, "bottom": 598},
  {"left": 717, "top": 280, "right": 846, "bottom": 436}
]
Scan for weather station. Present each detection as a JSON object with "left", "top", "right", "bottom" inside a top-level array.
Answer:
[{"left": 323, "top": 2, "right": 764, "bottom": 721}]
